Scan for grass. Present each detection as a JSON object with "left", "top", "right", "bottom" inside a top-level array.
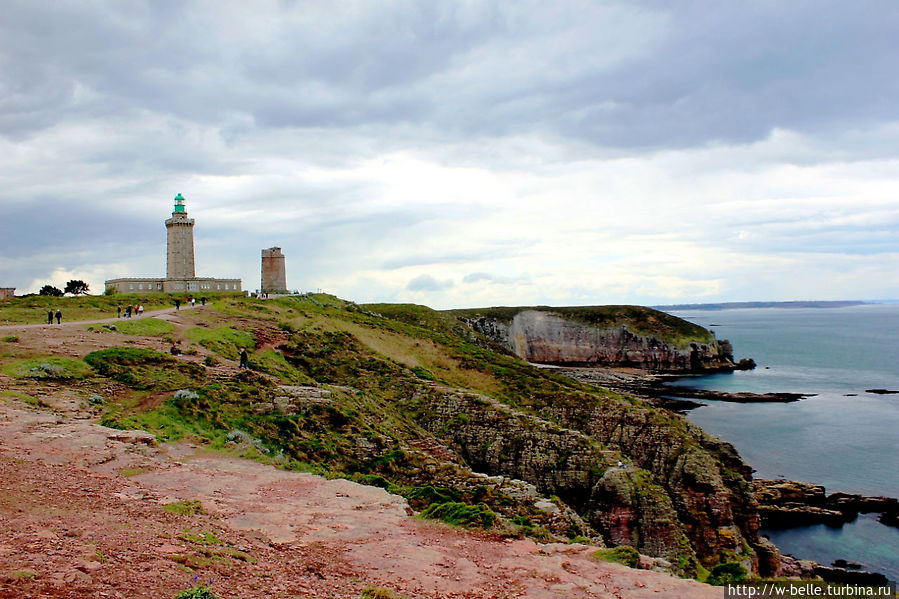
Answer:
[
  {"left": 1, "top": 356, "right": 94, "bottom": 380},
  {"left": 186, "top": 326, "right": 255, "bottom": 360},
  {"left": 0, "top": 390, "right": 41, "bottom": 405},
  {"left": 84, "top": 347, "right": 206, "bottom": 390},
  {"left": 1, "top": 335, "right": 18, "bottom": 342},
  {"left": 89, "top": 317, "right": 175, "bottom": 337},
  {"left": 593, "top": 546, "right": 641, "bottom": 568},
  {"left": 0, "top": 292, "right": 241, "bottom": 325},
  {"left": 419, "top": 501, "right": 497, "bottom": 529},
  {"left": 163, "top": 500, "right": 207, "bottom": 516}
]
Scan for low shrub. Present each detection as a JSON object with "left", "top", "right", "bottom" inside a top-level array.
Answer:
[
  {"left": 163, "top": 500, "right": 206, "bottom": 516},
  {"left": 419, "top": 501, "right": 496, "bottom": 529},
  {"left": 706, "top": 562, "right": 749, "bottom": 586},
  {"left": 593, "top": 546, "right": 640, "bottom": 568}
]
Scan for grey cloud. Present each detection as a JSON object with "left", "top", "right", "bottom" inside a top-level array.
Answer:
[
  {"left": 5, "top": 2, "right": 895, "bottom": 151},
  {"left": 406, "top": 274, "right": 454, "bottom": 291}
]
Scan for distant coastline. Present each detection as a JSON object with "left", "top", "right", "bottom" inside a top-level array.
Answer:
[{"left": 653, "top": 300, "right": 870, "bottom": 311}]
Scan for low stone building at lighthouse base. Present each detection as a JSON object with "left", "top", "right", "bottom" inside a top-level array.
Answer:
[{"left": 105, "top": 194, "right": 242, "bottom": 294}]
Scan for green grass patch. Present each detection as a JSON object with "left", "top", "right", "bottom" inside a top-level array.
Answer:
[
  {"left": 1, "top": 335, "right": 18, "bottom": 342},
  {"left": 186, "top": 326, "right": 255, "bottom": 360},
  {"left": 2, "top": 356, "right": 93, "bottom": 380},
  {"left": 593, "top": 546, "right": 641, "bottom": 568},
  {"left": 250, "top": 349, "right": 314, "bottom": 384},
  {"left": 419, "top": 501, "right": 496, "bottom": 529},
  {"left": 97, "top": 317, "right": 175, "bottom": 337},
  {"left": 0, "top": 390, "right": 41, "bottom": 405},
  {"left": 163, "top": 500, "right": 207, "bottom": 516},
  {"left": 84, "top": 347, "right": 205, "bottom": 390},
  {"left": 175, "top": 584, "right": 218, "bottom": 599},
  {"left": 179, "top": 530, "right": 221, "bottom": 545},
  {"left": 706, "top": 562, "right": 749, "bottom": 586}
]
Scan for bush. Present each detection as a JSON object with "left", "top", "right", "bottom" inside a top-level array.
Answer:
[
  {"left": 706, "top": 562, "right": 749, "bottom": 586},
  {"left": 84, "top": 347, "right": 205, "bottom": 390},
  {"left": 163, "top": 500, "right": 207, "bottom": 516},
  {"left": 175, "top": 585, "right": 216, "bottom": 599},
  {"left": 593, "top": 546, "right": 641, "bottom": 568},
  {"left": 419, "top": 501, "right": 496, "bottom": 529}
]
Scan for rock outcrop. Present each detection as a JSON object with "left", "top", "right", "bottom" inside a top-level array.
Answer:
[
  {"left": 754, "top": 479, "right": 899, "bottom": 528},
  {"left": 405, "top": 384, "right": 772, "bottom": 577},
  {"left": 455, "top": 307, "right": 732, "bottom": 372}
]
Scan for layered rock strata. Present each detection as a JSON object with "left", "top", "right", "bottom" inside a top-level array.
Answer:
[{"left": 461, "top": 309, "right": 731, "bottom": 372}]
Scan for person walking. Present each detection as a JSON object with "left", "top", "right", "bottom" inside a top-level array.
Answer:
[
  {"left": 125, "top": 305, "right": 132, "bottom": 318},
  {"left": 175, "top": 298, "right": 181, "bottom": 310},
  {"left": 117, "top": 305, "right": 122, "bottom": 318},
  {"left": 239, "top": 348, "right": 249, "bottom": 369},
  {"left": 138, "top": 304, "right": 144, "bottom": 317},
  {"left": 55, "top": 309, "right": 62, "bottom": 324},
  {"left": 200, "top": 297, "right": 206, "bottom": 306},
  {"left": 47, "top": 310, "right": 54, "bottom": 325}
]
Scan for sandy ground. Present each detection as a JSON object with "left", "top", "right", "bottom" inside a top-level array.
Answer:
[{"left": 0, "top": 320, "right": 719, "bottom": 599}]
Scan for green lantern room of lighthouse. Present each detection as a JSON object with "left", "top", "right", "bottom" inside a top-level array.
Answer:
[{"left": 173, "top": 193, "right": 186, "bottom": 213}]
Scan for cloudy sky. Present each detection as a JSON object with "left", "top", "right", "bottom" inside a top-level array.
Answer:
[{"left": 1, "top": 1, "right": 897, "bottom": 308}]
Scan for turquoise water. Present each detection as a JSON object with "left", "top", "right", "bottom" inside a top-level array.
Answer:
[{"left": 666, "top": 304, "right": 899, "bottom": 580}]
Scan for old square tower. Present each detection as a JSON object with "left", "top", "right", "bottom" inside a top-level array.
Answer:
[
  {"left": 166, "top": 193, "right": 196, "bottom": 279},
  {"left": 105, "top": 194, "right": 242, "bottom": 294}
]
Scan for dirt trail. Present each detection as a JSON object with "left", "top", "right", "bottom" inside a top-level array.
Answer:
[{"left": 0, "top": 304, "right": 214, "bottom": 332}]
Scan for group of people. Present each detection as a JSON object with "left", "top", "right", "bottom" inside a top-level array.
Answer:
[
  {"left": 174, "top": 296, "right": 206, "bottom": 310},
  {"left": 46, "top": 309, "right": 62, "bottom": 324},
  {"left": 117, "top": 304, "right": 144, "bottom": 318}
]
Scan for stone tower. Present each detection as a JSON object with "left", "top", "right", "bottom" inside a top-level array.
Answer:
[
  {"left": 165, "top": 193, "right": 196, "bottom": 280},
  {"left": 261, "top": 247, "right": 287, "bottom": 294}
]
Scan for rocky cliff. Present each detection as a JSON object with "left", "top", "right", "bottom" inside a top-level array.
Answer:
[
  {"left": 449, "top": 306, "right": 732, "bottom": 371},
  {"left": 404, "top": 382, "right": 776, "bottom": 577}
]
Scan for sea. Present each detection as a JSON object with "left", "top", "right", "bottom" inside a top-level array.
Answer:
[{"left": 664, "top": 303, "right": 899, "bottom": 582}]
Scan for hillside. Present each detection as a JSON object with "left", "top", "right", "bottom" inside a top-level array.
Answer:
[{"left": 0, "top": 293, "right": 774, "bottom": 596}]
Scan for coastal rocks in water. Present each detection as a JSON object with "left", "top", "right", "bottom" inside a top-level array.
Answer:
[
  {"left": 865, "top": 388, "right": 899, "bottom": 395},
  {"left": 879, "top": 510, "right": 899, "bottom": 528},
  {"left": 754, "top": 479, "right": 899, "bottom": 527},
  {"left": 564, "top": 367, "right": 810, "bottom": 406},
  {"left": 813, "top": 565, "right": 892, "bottom": 587}
]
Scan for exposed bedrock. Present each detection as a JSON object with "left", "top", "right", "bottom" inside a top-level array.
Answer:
[
  {"left": 463, "top": 310, "right": 731, "bottom": 371},
  {"left": 404, "top": 386, "right": 773, "bottom": 576},
  {"left": 550, "top": 400, "right": 771, "bottom": 574}
]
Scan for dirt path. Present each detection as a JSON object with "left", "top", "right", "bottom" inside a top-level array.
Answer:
[
  {"left": 0, "top": 395, "right": 718, "bottom": 599},
  {"left": 0, "top": 305, "right": 217, "bottom": 332}
]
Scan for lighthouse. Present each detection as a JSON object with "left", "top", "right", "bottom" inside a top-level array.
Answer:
[{"left": 165, "top": 193, "right": 196, "bottom": 280}]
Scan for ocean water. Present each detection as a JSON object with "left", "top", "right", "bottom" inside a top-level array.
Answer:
[{"left": 665, "top": 303, "right": 899, "bottom": 581}]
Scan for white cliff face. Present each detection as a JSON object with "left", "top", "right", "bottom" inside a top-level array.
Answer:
[{"left": 466, "top": 310, "right": 725, "bottom": 371}]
